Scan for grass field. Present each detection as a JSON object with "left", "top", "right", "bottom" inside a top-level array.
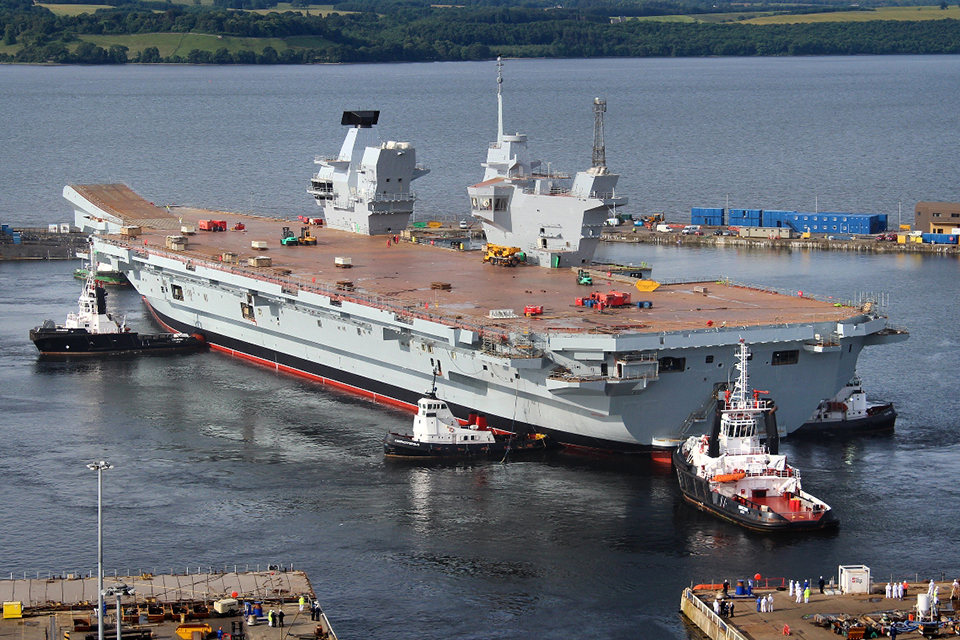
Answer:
[
  {"left": 746, "top": 5, "right": 960, "bottom": 23},
  {"left": 248, "top": 4, "right": 345, "bottom": 16},
  {"left": 621, "top": 5, "right": 960, "bottom": 24},
  {"left": 38, "top": 2, "right": 342, "bottom": 14},
  {"left": 38, "top": 3, "right": 113, "bottom": 15}
]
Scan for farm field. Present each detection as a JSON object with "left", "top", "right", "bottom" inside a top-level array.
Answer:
[
  {"left": 746, "top": 5, "right": 960, "bottom": 23},
  {"left": 37, "top": 2, "right": 341, "bottom": 14},
  {"left": 623, "top": 5, "right": 960, "bottom": 24}
]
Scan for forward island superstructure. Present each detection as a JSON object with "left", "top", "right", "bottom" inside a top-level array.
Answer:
[{"left": 307, "top": 110, "right": 429, "bottom": 235}]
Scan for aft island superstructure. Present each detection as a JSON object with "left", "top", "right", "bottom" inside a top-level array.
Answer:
[{"left": 468, "top": 58, "right": 626, "bottom": 268}]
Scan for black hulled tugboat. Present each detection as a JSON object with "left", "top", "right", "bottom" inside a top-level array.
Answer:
[
  {"left": 791, "top": 374, "right": 897, "bottom": 438},
  {"left": 673, "top": 340, "right": 839, "bottom": 532},
  {"left": 384, "top": 375, "right": 548, "bottom": 458},
  {"left": 29, "top": 273, "right": 205, "bottom": 356}
]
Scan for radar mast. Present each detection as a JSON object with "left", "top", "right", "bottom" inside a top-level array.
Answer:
[
  {"left": 592, "top": 97, "right": 606, "bottom": 170},
  {"left": 497, "top": 56, "right": 504, "bottom": 144}
]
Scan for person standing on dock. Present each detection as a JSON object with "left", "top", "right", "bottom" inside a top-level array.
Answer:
[
  {"left": 803, "top": 585, "right": 811, "bottom": 604},
  {"left": 885, "top": 583, "right": 892, "bottom": 598},
  {"left": 796, "top": 587, "right": 802, "bottom": 604},
  {"left": 267, "top": 609, "right": 274, "bottom": 627},
  {"left": 767, "top": 594, "right": 774, "bottom": 612},
  {"left": 277, "top": 609, "right": 285, "bottom": 628},
  {"left": 789, "top": 580, "right": 795, "bottom": 597},
  {"left": 299, "top": 596, "right": 305, "bottom": 613},
  {"left": 819, "top": 576, "right": 825, "bottom": 594}
]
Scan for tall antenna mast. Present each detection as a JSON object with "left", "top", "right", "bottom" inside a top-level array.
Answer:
[
  {"left": 592, "top": 97, "right": 606, "bottom": 169},
  {"left": 497, "top": 56, "right": 504, "bottom": 144}
]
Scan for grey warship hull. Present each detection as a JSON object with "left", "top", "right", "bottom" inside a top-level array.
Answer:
[{"left": 115, "top": 243, "right": 904, "bottom": 454}]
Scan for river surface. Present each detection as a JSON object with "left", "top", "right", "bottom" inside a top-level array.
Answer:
[{"left": 1, "top": 58, "right": 959, "bottom": 639}]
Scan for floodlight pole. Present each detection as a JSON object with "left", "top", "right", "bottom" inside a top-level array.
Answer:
[{"left": 87, "top": 461, "right": 112, "bottom": 640}]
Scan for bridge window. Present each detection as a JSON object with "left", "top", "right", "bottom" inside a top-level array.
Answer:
[{"left": 172, "top": 285, "right": 183, "bottom": 301}]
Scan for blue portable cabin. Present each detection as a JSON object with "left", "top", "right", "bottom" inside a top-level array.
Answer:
[
  {"left": 691, "top": 207, "right": 725, "bottom": 226},
  {"left": 772, "top": 212, "right": 888, "bottom": 235},
  {"left": 760, "top": 210, "right": 794, "bottom": 228},
  {"left": 921, "top": 233, "right": 959, "bottom": 245},
  {"left": 728, "top": 209, "right": 761, "bottom": 227}
]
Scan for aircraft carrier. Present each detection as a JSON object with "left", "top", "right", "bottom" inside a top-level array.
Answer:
[{"left": 65, "top": 60, "right": 907, "bottom": 457}]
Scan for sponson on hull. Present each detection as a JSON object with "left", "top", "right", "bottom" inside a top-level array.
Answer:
[{"left": 673, "top": 340, "right": 839, "bottom": 532}]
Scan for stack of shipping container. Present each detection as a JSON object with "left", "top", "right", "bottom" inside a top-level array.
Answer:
[
  {"left": 727, "top": 209, "right": 762, "bottom": 227},
  {"left": 690, "top": 207, "right": 725, "bottom": 226},
  {"left": 690, "top": 208, "right": 887, "bottom": 234}
]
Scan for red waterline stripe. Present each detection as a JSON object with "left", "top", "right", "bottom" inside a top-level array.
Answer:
[{"left": 144, "top": 297, "right": 418, "bottom": 415}]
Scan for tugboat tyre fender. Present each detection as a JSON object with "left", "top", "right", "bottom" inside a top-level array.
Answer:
[
  {"left": 708, "top": 404, "right": 722, "bottom": 458},
  {"left": 764, "top": 400, "right": 779, "bottom": 455}
]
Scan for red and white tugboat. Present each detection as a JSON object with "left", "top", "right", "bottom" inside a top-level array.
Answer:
[
  {"left": 29, "top": 272, "right": 205, "bottom": 356},
  {"left": 384, "top": 375, "right": 549, "bottom": 459},
  {"left": 673, "top": 340, "right": 839, "bottom": 532}
]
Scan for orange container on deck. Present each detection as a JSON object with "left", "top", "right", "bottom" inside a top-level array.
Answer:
[{"left": 789, "top": 498, "right": 802, "bottom": 511}]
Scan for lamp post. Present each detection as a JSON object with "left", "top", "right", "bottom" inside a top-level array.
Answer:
[
  {"left": 105, "top": 584, "right": 135, "bottom": 640},
  {"left": 87, "top": 460, "right": 113, "bottom": 640}
]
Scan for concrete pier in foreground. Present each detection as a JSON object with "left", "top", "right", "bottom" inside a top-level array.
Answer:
[
  {"left": 0, "top": 571, "right": 336, "bottom": 640},
  {"left": 681, "top": 580, "right": 959, "bottom": 639}
]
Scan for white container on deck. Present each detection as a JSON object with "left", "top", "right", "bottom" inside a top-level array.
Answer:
[{"left": 838, "top": 565, "right": 871, "bottom": 594}]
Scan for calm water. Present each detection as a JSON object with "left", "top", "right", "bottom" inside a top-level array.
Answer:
[{"left": 1, "top": 58, "right": 960, "bottom": 639}]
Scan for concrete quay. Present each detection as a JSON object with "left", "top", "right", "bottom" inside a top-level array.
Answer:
[
  {"left": 602, "top": 228, "right": 960, "bottom": 255},
  {"left": 0, "top": 572, "right": 336, "bottom": 640},
  {"left": 681, "top": 580, "right": 959, "bottom": 639}
]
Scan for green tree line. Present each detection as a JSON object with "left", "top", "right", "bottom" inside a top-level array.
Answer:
[{"left": 2, "top": 1, "right": 959, "bottom": 64}]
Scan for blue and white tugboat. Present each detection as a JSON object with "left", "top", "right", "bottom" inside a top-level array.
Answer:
[
  {"left": 673, "top": 340, "right": 839, "bottom": 532},
  {"left": 384, "top": 375, "right": 549, "bottom": 459},
  {"left": 29, "top": 272, "right": 205, "bottom": 356}
]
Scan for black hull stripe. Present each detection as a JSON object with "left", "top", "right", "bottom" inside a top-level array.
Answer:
[{"left": 146, "top": 301, "right": 652, "bottom": 454}]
